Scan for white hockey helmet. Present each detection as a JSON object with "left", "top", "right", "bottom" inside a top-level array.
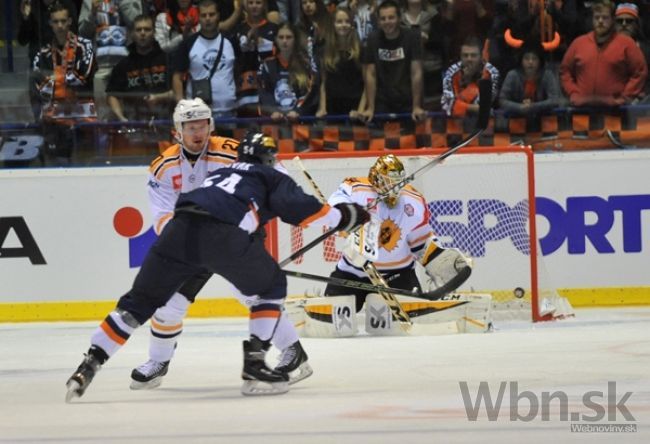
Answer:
[{"left": 173, "top": 98, "right": 214, "bottom": 142}]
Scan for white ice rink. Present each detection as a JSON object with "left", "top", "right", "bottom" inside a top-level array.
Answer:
[{"left": 0, "top": 307, "right": 648, "bottom": 443}]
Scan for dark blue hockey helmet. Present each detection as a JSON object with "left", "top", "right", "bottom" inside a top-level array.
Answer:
[{"left": 237, "top": 132, "right": 278, "bottom": 166}]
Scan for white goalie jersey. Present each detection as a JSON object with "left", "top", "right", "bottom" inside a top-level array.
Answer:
[{"left": 327, "top": 177, "right": 439, "bottom": 278}]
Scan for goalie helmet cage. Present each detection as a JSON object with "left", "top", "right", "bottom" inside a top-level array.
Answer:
[{"left": 267, "top": 147, "right": 574, "bottom": 322}]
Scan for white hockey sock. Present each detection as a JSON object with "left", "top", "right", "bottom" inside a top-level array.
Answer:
[
  {"left": 270, "top": 311, "right": 299, "bottom": 350},
  {"left": 91, "top": 310, "right": 139, "bottom": 358},
  {"left": 148, "top": 292, "right": 191, "bottom": 362},
  {"left": 249, "top": 302, "right": 282, "bottom": 342}
]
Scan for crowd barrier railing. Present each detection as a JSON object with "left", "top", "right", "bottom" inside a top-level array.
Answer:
[{"left": 2, "top": 105, "right": 650, "bottom": 167}]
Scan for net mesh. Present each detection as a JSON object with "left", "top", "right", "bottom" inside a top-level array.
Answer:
[{"left": 276, "top": 150, "right": 573, "bottom": 321}]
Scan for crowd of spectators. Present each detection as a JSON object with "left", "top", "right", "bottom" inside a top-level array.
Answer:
[{"left": 10, "top": 0, "right": 650, "bottom": 164}]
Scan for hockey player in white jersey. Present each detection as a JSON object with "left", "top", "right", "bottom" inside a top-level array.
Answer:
[
  {"left": 325, "top": 154, "right": 472, "bottom": 311},
  {"left": 130, "top": 98, "right": 312, "bottom": 390}
]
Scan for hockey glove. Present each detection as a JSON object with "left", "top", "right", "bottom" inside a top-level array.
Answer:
[
  {"left": 334, "top": 203, "right": 371, "bottom": 233},
  {"left": 423, "top": 248, "right": 472, "bottom": 295}
]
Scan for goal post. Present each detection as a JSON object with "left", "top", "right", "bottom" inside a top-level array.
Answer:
[{"left": 267, "top": 147, "right": 573, "bottom": 322}]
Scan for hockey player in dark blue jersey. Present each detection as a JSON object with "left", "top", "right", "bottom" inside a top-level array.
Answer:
[{"left": 65, "top": 132, "right": 370, "bottom": 399}]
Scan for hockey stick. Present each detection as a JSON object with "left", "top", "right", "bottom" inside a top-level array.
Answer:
[
  {"left": 366, "top": 78, "right": 492, "bottom": 210},
  {"left": 293, "top": 156, "right": 327, "bottom": 201},
  {"left": 292, "top": 156, "right": 412, "bottom": 326},
  {"left": 606, "top": 129, "right": 636, "bottom": 149},
  {"left": 284, "top": 269, "right": 449, "bottom": 300},
  {"left": 278, "top": 79, "right": 492, "bottom": 267}
]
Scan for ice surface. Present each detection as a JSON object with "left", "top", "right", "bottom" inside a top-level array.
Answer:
[{"left": 0, "top": 307, "right": 648, "bottom": 443}]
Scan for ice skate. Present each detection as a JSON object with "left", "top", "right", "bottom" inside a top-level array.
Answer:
[
  {"left": 65, "top": 353, "right": 102, "bottom": 403},
  {"left": 275, "top": 341, "right": 313, "bottom": 385},
  {"left": 241, "top": 336, "right": 289, "bottom": 396},
  {"left": 130, "top": 359, "right": 170, "bottom": 390}
]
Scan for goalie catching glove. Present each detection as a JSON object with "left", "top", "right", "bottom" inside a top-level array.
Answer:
[
  {"left": 422, "top": 248, "right": 473, "bottom": 298},
  {"left": 334, "top": 203, "right": 371, "bottom": 233}
]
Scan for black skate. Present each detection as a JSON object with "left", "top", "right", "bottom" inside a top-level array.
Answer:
[
  {"left": 275, "top": 341, "right": 313, "bottom": 385},
  {"left": 241, "top": 336, "right": 289, "bottom": 396},
  {"left": 130, "top": 360, "right": 170, "bottom": 390},
  {"left": 65, "top": 353, "right": 102, "bottom": 403}
]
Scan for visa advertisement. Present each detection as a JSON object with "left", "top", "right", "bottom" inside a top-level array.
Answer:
[{"left": 0, "top": 150, "right": 648, "bottom": 312}]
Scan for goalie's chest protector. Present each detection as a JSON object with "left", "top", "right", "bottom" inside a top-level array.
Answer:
[{"left": 352, "top": 184, "right": 432, "bottom": 271}]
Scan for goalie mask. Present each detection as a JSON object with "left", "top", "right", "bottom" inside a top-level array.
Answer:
[
  {"left": 173, "top": 98, "right": 214, "bottom": 144},
  {"left": 237, "top": 132, "right": 278, "bottom": 166},
  {"left": 368, "top": 154, "right": 406, "bottom": 207}
]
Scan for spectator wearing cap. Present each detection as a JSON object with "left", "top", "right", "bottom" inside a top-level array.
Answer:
[
  {"left": 614, "top": 2, "right": 650, "bottom": 96},
  {"left": 560, "top": 0, "right": 647, "bottom": 107}
]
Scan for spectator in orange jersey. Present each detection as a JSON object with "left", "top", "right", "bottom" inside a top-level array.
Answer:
[
  {"left": 441, "top": 36, "right": 499, "bottom": 117},
  {"left": 31, "top": 2, "right": 96, "bottom": 165}
]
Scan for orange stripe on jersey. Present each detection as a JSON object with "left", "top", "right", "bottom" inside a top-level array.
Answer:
[
  {"left": 206, "top": 157, "right": 234, "bottom": 165},
  {"left": 401, "top": 188, "right": 424, "bottom": 201},
  {"left": 100, "top": 320, "right": 127, "bottom": 345},
  {"left": 250, "top": 310, "right": 281, "bottom": 319},
  {"left": 299, "top": 204, "right": 331, "bottom": 227},
  {"left": 150, "top": 144, "right": 181, "bottom": 172},
  {"left": 155, "top": 212, "right": 173, "bottom": 234},
  {"left": 408, "top": 232, "right": 432, "bottom": 247},
  {"left": 375, "top": 255, "right": 414, "bottom": 268},
  {"left": 248, "top": 202, "right": 260, "bottom": 227},
  {"left": 155, "top": 159, "right": 182, "bottom": 180},
  {"left": 343, "top": 176, "right": 372, "bottom": 185},
  {"left": 151, "top": 318, "right": 183, "bottom": 332},
  {"left": 350, "top": 184, "right": 375, "bottom": 194}
]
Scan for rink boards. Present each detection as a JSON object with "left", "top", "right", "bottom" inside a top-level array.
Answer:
[{"left": 0, "top": 149, "right": 649, "bottom": 320}]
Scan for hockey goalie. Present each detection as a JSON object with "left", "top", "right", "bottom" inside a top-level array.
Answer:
[{"left": 287, "top": 154, "right": 493, "bottom": 337}]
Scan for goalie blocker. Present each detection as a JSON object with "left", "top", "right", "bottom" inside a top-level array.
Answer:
[{"left": 286, "top": 293, "right": 492, "bottom": 337}]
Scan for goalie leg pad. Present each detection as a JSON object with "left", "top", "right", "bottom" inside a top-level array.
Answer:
[
  {"left": 364, "top": 294, "right": 410, "bottom": 336},
  {"left": 423, "top": 248, "right": 472, "bottom": 297},
  {"left": 364, "top": 294, "right": 493, "bottom": 335},
  {"left": 302, "top": 296, "right": 358, "bottom": 338},
  {"left": 400, "top": 293, "right": 493, "bottom": 333}
]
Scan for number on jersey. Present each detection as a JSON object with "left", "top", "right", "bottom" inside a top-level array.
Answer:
[{"left": 203, "top": 173, "right": 242, "bottom": 194}]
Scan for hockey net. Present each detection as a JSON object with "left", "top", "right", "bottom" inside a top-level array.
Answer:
[{"left": 268, "top": 147, "right": 573, "bottom": 322}]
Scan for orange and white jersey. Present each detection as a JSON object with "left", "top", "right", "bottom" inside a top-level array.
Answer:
[
  {"left": 147, "top": 136, "right": 239, "bottom": 234},
  {"left": 328, "top": 177, "right": 439, "bottom": 277}
]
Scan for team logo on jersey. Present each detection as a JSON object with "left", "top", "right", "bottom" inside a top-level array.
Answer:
[
  {"left": 379, "top": 218, "right": 401, "bottom": 252},
  {"left": 404, "top": 203, "right": 414, "bottom": 216},
  {"left": 172, "top": 174, "right": 182, "bottom": 191},
  {"left": 202, "top": 48, "right": 220, "bottom": 71}
]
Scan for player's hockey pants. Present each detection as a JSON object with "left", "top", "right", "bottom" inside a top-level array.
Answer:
[{"left": 116, "top": 212, "right": 287, "bottom": 325}]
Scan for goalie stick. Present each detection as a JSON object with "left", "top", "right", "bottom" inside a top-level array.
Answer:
[
  {"left": 292, "top": 156, "right": 412, "bottom": 328},
  {"left": 284, "top": 270, "right": 451, "bottom": 300},
  {"left": 283, "top": 270, "right": 459, "bottom": 300},
  {"left": 278, "top": 78, "right": 492, "bottom": 267}
]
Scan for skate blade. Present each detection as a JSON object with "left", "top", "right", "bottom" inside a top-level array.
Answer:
[
  {"left": 65, "top": 380, "right": 81, "bottom": 403},
  {"left": 288, "top": 362, "right": 313, "bottom": 385},
  {"left": 241, "top": 380, "right": 289, "bottom": 396},
  {"left": 130, "top": 377, "right": 163, "bottom": 390}
]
